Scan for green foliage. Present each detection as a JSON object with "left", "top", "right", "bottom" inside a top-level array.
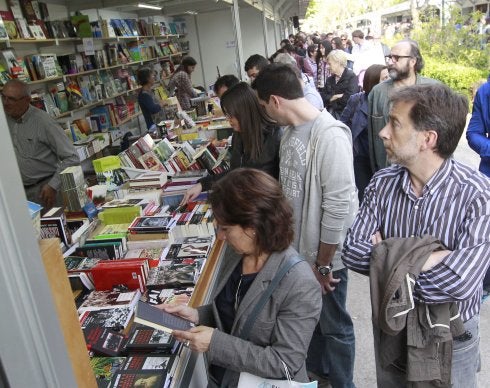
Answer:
[
  {"left": 422, "top": 57, "right": 487, "bottom": 99},
  {"left": 411, "top": 7, "right": 489, "bottom": 70}
]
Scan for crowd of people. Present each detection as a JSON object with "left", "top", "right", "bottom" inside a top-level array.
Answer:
[
  {"left": 3, "top": 26, "right": 490, "bottom": 388},
  {"left": 164, "top": 30, "right": 490, "bottom": 388}
]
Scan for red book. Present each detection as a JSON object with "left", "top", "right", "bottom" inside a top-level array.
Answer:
[{"left": 91, "top": 259, "right": 147, "bottom": 292}]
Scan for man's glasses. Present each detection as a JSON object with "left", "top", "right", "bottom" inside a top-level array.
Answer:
[
  {"left": 1, "top": 94, "right": 26, "bottom": 102},
  {"left": 385, "top": 54, "right": 412, "bottom": 62}
]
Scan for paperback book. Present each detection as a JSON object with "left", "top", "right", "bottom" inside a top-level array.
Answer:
[
  {"left": 134, "top": 300, "right": 194, "bottom": 334},
  {"left": 78, "top": 289, "right": 141, "bottom": 313}
]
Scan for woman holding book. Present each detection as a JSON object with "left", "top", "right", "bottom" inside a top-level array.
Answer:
[
  {"left": 167, "top": 56, "right": 198, "bottom": 110},
  {"left": 160, "top": 168, "right": 322, "bottom": 387},
  {"left": 137, "top": 67, "right": 166, "bottom": 131},
  {"left": 180, "top": 82, "right": 281, "bottom": 204}
]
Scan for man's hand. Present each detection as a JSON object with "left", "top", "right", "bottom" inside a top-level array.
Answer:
[
  {"left": 312, "top": 265, "right": 341, "bottom": 294},
  {"left": 371, "top": 231, "right": 383, "bottom": 245},
  {"left": 39, "top": 184, "right": 57, "bottom": 210}
]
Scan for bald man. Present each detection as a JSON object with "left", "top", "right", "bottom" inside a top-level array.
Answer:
[{"left": 2, "top": 79, "right": 79, "bottom": 210}]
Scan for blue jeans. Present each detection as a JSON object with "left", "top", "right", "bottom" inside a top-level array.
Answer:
[
  {"left": 373, "top": 314, "right": 481, "bottom": 387},
  {"left": 306, "top": 268, "right": 356, "bottom": 388}
]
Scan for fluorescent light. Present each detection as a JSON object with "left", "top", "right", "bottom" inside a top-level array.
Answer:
[
  {"left": 138, "top": 3, "right": 162, "bottom": 10},
  {"left": 185, "top": 10, "right": 198, "bottom": 15}
]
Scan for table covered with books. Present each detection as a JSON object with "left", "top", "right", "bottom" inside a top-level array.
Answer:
[{"left": 37, "top": 131, "right": 232, "bottom": 387}]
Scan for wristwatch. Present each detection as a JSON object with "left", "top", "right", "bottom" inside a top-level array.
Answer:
[{"left": 315, "top": 263, "right": 333, "bottom": 276}]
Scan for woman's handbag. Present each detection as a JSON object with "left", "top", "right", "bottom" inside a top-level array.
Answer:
[{"left": 238, "top": 361, "right": 318, "bottom": 387}]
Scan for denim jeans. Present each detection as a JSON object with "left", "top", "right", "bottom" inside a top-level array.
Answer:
[
  {"left": 373, "top": 314, "right": 481, "bottom": 387},
  {"left": 306, "top": 268, "right": 356, "bottom": 388}
]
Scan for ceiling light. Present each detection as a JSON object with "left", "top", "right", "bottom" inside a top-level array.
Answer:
[
  {"left": 138, "top": 3, "right": 162, "bottom": 10},
  {"left": 184, "top": 10, "right": 198, "bottom": 15}
]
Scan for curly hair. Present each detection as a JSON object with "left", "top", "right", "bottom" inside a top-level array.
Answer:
[{"left": 209, "top": 168, "right": 294, "bottom": 255}]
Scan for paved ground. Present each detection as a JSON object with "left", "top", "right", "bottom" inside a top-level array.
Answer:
[{"left": 346, "top": 132, "right": 490, "bottom": 387}]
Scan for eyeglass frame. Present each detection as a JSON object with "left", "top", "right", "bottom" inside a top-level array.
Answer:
[
  {"left": 385, "top": 54, "right": 413, "bottom": 62},
  {"left": 1, "top": 93, "right": 28, "bottom": 103}
]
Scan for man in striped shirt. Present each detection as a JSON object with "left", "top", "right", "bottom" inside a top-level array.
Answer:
[{"left": 343, "top": 84, "right": 490, "bottom": 387}]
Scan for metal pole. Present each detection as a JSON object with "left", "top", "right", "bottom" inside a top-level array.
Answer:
[
  {"left": 262, "top": 2, "right": 269, "bottom": 58},
  {"left": 231, "top": 0, "right": 246, "bottom": 80}
]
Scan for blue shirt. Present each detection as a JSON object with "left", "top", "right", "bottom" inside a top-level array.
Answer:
[{"left": 467, "top": 76, "right": 490, "bottom": 176}]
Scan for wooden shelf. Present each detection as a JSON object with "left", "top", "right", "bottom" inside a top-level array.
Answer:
[
  {"left": 54, "top": 87, "right": 142, "bottom": 119},
  {"left": 0, "top": 34, "right": 186, "bottom": 45}
]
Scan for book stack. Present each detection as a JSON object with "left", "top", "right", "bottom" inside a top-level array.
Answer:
[
  {"left": 109, "top": 354, "right": 178, "bottom": 388},
  {"left": 78, "top": 290, "right": 141, "bottom": 332},
  {"left": 129, "top": 171, "right": 167, "bottom": 190},
  {"left": 74, "top": 240, "right": 125, "bottom": 260},
  {"left": 128, "top": 215, "right": 174, "bottom": 241},
  {"left": 91, "top": 258, "right": 149, "bottom": 292},
  {"left": 90, "top": 356, "right": 126, "bottom": 386},
  {"left": 145, "top": 236, "right": 213, "bottom": 290},
  {"left": 167, "top": 201, "right": 215, "bottom": 239},
  {"left": 60, "top": 165, "right": 89, "bottom": 212},
  {"left": 198, "top": 142, "right": 230, "bottom": 174},
  {"left": 40, "top": 206, "right": 72, "bottom": 247}
]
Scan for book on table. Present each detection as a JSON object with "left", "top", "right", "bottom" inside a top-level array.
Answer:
[
  {"left": 79, "top": 307, "right": 134, "bottom": 331},
  {"left": 90, "top": 357, "right": 126, "bottom": 388},
  {"left": 124, "top": 324, "right": 177, "bottom": 353},
  {"left": 91, "top": 259, "right": 148, "bottom": 292},
  {"left": 83, "top": 326, "right": 127, "bottom": 357},
  {"left": 78, "top": 289, "right": 141, "bottom": 314},
  {"left": 134, "top": 300, "right": 194, "bottom": 334}
]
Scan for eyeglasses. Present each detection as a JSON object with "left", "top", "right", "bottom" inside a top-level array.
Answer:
[
  {"left": 1, "top": 93, "right": 26, "bottom": 102},
  {"left": 341, "top": 38, "right": 347, "bottom": 41},
  {"left": 385, "top": 54, "right": 412, "bottom": 62}
]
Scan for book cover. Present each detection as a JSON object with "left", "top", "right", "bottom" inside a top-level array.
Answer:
[
  {"left": 91, "top": 261, "right": 147, "bottom": 292},
  {"left": 75, "top": 242, "right": 121, "bottom": 260},
  {"left": 134, "top": 300, "right": 194, "bottom": 334},
  {"left": 124, "top": 324, "right": 175, "bottom": 352},
  {"left": 64, "top": 256, "right": 100, "bottom": 272},
  {"left": 143, "top": 287, "right": 193, "bottom": 306},
  {"left": 0, "top": 10, "right": 18, "bottom": 39},
  {"left": 79, "top": 307, "right": 134, "bottom": 331},
  {"left": 121, "top": 355, "right": 176, "bottom": 372},
  {"left": 145, "top": 265, "right": 195, "bottom": 289},
  {"left": 138, "top": 151, "right": 166, "bottom": 172},
  {"left": 129, "top": 216, "right": 174, "bottom": 233},
  {"left": 108, "top": 371, "right": 166, "bottom": 388},
  {"left": 90, "top": 357, "right": 126, "bottom": 387},
  {"left": 84, "top": 326, "right": 127, "bottom": 356},
  {"left": 78, "top": 289, "right": 141, "bottom": 313}
]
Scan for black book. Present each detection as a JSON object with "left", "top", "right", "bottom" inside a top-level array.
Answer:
[
  {"left": 83, "top": 326, "right": 127, "bottom": 356},
  {"left": 134, "top": 300, "right": 194, "bottom": 334},
  {"left": 124, "top": 324, "right": 176, "bottom": 353}
]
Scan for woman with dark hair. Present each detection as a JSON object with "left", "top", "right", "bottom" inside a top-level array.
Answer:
[
  {"left": 160, "top": 168, "right": 322, "bottom": 387},
  {"left": 168, "top": 56, "right": 198, "bottom": 110},
  {"left": 136, "top": 67, "right": 166, "bottom": 130},
  {"left": 180, "top": 82, "right": 281, "bottom": 204},
  {"left": 306, "top": 44, "right": 318, "bottom": 86},
  {"left": 316, "top": 40, "right": 332, "bottom": 92},
  {"left": 340, "top": 63, "right": 388, "bottom": 202},
  {"left": 323, "top": 49, "right": 359, "bottom": 119}
]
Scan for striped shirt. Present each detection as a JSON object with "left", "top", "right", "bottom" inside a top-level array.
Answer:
[{"left": 342, "top": 159, "right": 490, "bottom": 321}]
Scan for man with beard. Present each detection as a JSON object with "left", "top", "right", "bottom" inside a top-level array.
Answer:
[{"left": 367, "top": 40, "right": 438, "bottom": 172}]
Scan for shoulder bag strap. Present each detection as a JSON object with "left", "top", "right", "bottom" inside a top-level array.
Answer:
[
  {"left": 219, "top": 255, "right": 304, "bottom": 388},
  {"left": 239, "top": 255, "right": 304, "bottom": 340}
]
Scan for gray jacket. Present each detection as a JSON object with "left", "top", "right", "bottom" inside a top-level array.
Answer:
[
  {"left": 299, "top": 110, "right": 358, "bottom": 270},
  {"left": 368, "top": 76, "right": 439, "bottom": 172},
  {"left": 370, "top": 236, "right": 465, "bottom": 387},
  {"left": 197, "top": 246, "right": 322, "bottom": 387}
]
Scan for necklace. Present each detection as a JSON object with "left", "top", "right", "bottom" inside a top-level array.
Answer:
[{"left": 234, "top": 275, "right": 243, "bottom": 312}]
